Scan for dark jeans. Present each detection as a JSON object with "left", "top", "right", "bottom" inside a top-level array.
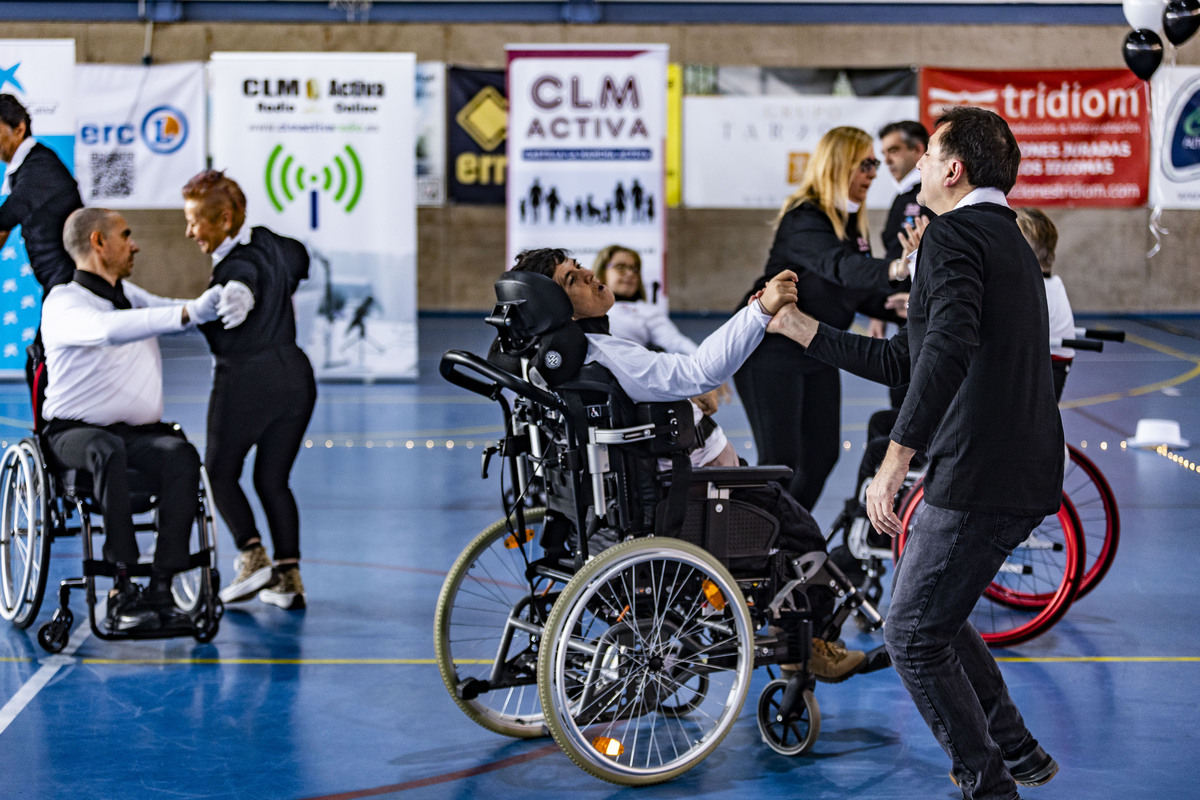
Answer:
[
  {"left": 206, "top": 346, "right": 316, "bottom": 561},
  {"left": 734, "top": 350, "right": 841, "bottom": 511},
  {"left": 45, "top": 421, "right": 199, "bottom": 573},
  {"left": 884, "top": 502, "right": 1044, "bottom": 800}
]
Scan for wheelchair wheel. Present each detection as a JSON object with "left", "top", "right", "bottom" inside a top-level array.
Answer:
[
  {"left": 895, "top": 483, "right": 1084, "bottom": 647},
  {"left": 434, "top": 507, "right": 556, "bottom": 739},
  {"left": 1064, "top": 444, "right": 1119, "bottom": 599},
  {"left": 0, "top": 440, "right": 52, "bottom": 630},
  {"left": 757, "top": 679, "right": 820, "bottom": 757},
  {"left": 173, "top": 468, "right": 220, "bottom": 614},
  {"left": 537, "top": 538, "right": 754, "bottom": 786}
]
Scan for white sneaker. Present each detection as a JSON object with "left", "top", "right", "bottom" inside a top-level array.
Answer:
[
  {"left": 219, "top": 545, "right": 275, "bottom": 603},
  {"left": 259, "top": 567, "right": 305, "bottom": 610}
]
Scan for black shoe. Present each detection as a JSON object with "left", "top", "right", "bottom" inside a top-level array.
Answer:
[
  {"left": 107, "top": 583, "right": 161, "bottom": 633},
  {"left": 146, "top": 577, "right": 194, "bottom": 632},
  {"left": 1006, "top": 744, "right": 1059, "bottom": 787}
]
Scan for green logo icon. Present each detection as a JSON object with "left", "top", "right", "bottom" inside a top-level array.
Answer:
[
  {"left": 265, "top": 143, "right": 364, "bottom": 214},
  {"left": 1184, "top": 108, "right": 1200, "bottom": 137}
]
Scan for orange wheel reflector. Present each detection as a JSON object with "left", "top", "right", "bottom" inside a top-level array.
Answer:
[
  {"left": 593, "top": 736, "right": 625, "bottom": 758},
  {"left": 702, "top": 579, "right": 726, "bottom": 610},
  {"left": 503, "top": 527, "right": 535, "bottom": 549}
]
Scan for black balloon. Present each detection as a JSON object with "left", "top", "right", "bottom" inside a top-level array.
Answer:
[
  {"left": 1124, "top": 28, "right": 1165, "bottom": 80},
  {"left": 1164, "top": 0, "right": 1200, "bottom": 45}
]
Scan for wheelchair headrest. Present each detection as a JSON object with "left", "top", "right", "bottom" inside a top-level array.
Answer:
[{"left": 487, "top": 271, "right": 574, "bottom": 355}]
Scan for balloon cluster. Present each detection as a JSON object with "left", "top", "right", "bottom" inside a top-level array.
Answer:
[{"left": 1123, "top": 0, "right": 1200, "bottom": 79}]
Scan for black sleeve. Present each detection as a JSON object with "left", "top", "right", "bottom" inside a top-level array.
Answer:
[
  {"left": 890, "top": 221, "right": 982, "bottom": 452},
  {"left": 805, "top": 321, "right": 911, "bottom": 388}
]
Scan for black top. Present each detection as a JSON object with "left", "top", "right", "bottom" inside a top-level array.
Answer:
[
  {"left": 199, "top": 226, "right": 309, "bottom": 359},
  {"left": 741, "top": 201, "right": 902, "bottom": 362},
  {"left": 0, "top": 141, "right": 83, "bottom": 290},
  {"left": 806, "top": 203, "right": 1064, "bottom": 515},
  {"left": 881, "top": 183, "right": 935, "bottom": 261}
]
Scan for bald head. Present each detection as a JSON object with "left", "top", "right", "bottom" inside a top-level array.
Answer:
[{"left": 63, "top": 207, "right": 119, "bottom": 265}]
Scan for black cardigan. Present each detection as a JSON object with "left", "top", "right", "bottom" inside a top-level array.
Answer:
[
  {"left": 806, "top": 203, "right": 1064, "bottom": 515},
  {"left": 0, "top": 142, "right": 82, "bottom": 290}
]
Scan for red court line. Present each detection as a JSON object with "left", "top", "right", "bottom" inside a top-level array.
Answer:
[{"left": 295, "top": 742, "right": 561, "bottom": 799}]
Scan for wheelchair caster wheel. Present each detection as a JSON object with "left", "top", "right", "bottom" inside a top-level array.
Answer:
[
  {"left": 38, "top": 613, "right": 72, "bottom": 654},
  {"left": 757, "top": 678, "right": 820, "bottom": 756}
]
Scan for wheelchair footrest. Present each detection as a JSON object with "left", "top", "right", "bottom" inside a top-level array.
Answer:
[{"left": 859, "top": 644, "right": 892, "bottom": 675}]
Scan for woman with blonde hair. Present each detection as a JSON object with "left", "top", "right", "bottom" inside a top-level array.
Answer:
[{"left": 734, "top": 125, "right": 918, "bottom": 509}]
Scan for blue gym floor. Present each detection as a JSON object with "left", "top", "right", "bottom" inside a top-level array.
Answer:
[{"left": 1, "top": 311, "right": 1197, "bottom": 800}]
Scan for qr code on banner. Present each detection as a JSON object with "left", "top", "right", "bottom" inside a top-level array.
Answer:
[{"left": 89, "top": 152, "right": 135, "bottom": 198}]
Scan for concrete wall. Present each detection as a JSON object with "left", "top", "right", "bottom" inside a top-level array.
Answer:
[{"left": 7, "top": 20, "right": 1198, "bottom": 312}]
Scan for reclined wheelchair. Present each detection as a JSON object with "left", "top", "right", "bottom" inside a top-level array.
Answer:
[
  {"left": 435, "top": 272, "right": 888, "bottom": 786},
  {"left": 0, "top": 345, "right": 223, "bottom": 652}
]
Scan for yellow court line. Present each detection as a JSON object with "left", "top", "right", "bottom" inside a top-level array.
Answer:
[{"left": 1059, "top": 331, "right": 1200, "bottom": 410}]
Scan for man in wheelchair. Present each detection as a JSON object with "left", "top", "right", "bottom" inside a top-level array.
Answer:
[
  {"left": 38, "top": 207, "right": 224, "bottom": 633},
  {"left": 510, "top": 248, "right": 868, "bottom": 682}
]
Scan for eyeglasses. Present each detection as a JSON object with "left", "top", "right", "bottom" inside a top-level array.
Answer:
[
  {"left": 607, "top": 262, "right": 639, "bottom": 273},
  {"left": 857, "top": 157, "right": 881, "bottom": 174}
]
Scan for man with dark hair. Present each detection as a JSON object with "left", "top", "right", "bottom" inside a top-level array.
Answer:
[
  {"left": 43, "top": 207, "right": 225, "bottom": 632},
  {"left": 0, "top": 94, "right": 83, "bottom": 290},
  {"left": 509, "top": 249, "right": 871, "bottom": 682},
  {"left": 878, "top": 120, "right": 932, "bottom": 261},
  {"left": 768, "top": 106, "right": 1064, "bottom": 798}
]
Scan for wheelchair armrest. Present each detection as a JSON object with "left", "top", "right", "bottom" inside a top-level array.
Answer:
[
  {"left": 440, "top": 349, "right": 565, "bottom": 411},
  {"left": 690, "top": 465, "right": 793, "bottom": 488}
]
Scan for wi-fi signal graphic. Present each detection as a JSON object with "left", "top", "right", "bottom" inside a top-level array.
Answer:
[{"left": 264, "top": 144, "right": 364, "bottom": 227}]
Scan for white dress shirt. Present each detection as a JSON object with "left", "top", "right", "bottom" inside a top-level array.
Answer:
[{"left": 41, "top": 280, "right": 187, "bottom": 425}]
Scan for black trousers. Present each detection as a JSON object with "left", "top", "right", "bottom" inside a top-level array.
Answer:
[
  {"left": 45, "top": 421, "right": 199, "bottom": 573},
  {"left": 206, "top": 346, "right": 316, "bottom": 562},
  {"left": 734, "top": 348, "right": 842, "bottom": 511}
]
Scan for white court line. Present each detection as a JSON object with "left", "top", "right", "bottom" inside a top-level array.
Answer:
[{"left": 0, "top": 603, "right": 99, "bottom": 736}]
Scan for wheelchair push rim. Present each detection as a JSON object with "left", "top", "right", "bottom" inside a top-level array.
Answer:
[
  {"left": 0, "top": 440, "right": 52, "bottom": 629},
  {"left": 537, "top": 537, "right": 754, "bottom": 786},
  {"left": 434, "top": 507, "right": 555, "bottom": 739}
]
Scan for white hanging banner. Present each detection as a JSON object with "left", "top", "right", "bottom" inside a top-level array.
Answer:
[
  {"left": 683, "top": 94, "right": 919, "bottom": 210},
  {"left": 506, "top": 44, "right": 669, "bottom": 305},
  {"left": 0, "top": 38, "right": 75, "bottom": 378},
  {"left": 415, "top": 61, "right": 446, "bottom": 206},
  {"left": 74, "top": 62, "right": 206, "bottom": 209},
  {"left": 208, "top": 52, "right": 418, "bottom": 380},
  {"left": 1151, "top": 65, "right": 1200, "bottom": 209}
]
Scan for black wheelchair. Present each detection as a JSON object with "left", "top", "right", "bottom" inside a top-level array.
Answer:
[
  {"left": 0, "top": 346, "right": 223, "bottom": 652},
  {"left": 435, "top": 272, "right": 888, "bottom": 785}
]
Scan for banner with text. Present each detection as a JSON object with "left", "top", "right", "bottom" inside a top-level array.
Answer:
[
  {"left": 0, "top": 39, "right": 75, "bottom": 378},
  {"left": 209, "top": 52, "right": 418, "bottom": 380},
  {"left": 920, "top": 68, "right": 1149, "bottom": 207},
  {"left": 447, "top": 67, "right": 507, "bottom": 205},
  {"left": 74, "top": 62, "right": 205, "bottom": 209},
  {"left": 415, "top": 62, "right": 446, "bottom": 206},
  {"left": 682, "top": 95, "right": 918, "bottom": 209},
  {"left": 506, "top": 44, "right": 668, "bottom": 304},
  {"left": 1150, "top": 66, "right": 1200, "bottom": 209}
]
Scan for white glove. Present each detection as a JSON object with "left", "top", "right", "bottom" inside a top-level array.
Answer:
[
  {"left": 184, "top": 285, "right": 222, "bottom": 326},
  {"left": 218, "top": 280, "right": 255, "bottom": 329}
]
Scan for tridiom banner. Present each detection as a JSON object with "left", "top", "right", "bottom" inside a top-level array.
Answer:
[
  {"left": 208, "top": 52, "right": 418, "bottom": 380},
  {"left": 506, "top": 44, "right": 669, "bottom": 304},
  {"left": 0, "top": 39, "right": 75, "bottom": 378}
]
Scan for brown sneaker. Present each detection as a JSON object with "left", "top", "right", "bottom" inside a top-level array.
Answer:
[
  {"left": 259, "top": 566, "right": 305, "bottom": 610},
  {"left": 808, "top": 638, "right": 866, "bottom": 683},
  {"left": 219, "top": 544, "right": 276, "bottom": 604}
]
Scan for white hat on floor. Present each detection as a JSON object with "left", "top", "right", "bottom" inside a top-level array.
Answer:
[{"left": 1127, "top": 418, "right": 1190, "bottom": 449}]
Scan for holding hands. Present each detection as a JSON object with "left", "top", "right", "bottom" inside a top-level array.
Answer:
[
  {"left": 218, "top": 281, "right": 255, "bottom": 329},
  {"left": 756, "top": 269, "right": 799, "bottom": 314},
  {"left": 184, "top": 285, "right": 223, "bottom": 325}
]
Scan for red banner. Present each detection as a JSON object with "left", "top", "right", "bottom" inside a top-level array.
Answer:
[{"left": 920, "top": 68, "right": 1150, "bottom": 207}]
